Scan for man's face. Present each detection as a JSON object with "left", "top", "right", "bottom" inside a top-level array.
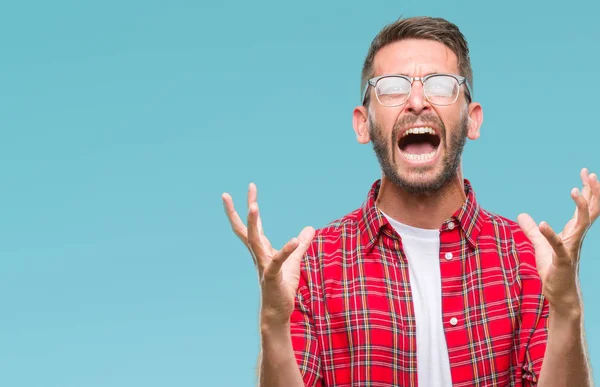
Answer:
[{"left": 361, "top": 39, "right": 477, "bottom": 195}]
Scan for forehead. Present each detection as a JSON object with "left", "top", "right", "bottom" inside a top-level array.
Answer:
[{"left": 372, "top": 38, "right": 459, "bottom": 76}]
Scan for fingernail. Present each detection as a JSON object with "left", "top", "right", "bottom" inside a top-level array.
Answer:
[{"left": 590, "top": 173, "right": 597, "bottom": 181}]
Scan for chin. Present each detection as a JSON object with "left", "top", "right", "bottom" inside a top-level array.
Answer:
[{"left": 385, "top": 162, "right": 456, "bottom": 195}]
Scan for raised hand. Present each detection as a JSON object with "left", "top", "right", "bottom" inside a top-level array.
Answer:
[
  {"left": 518, "top": 168, "right": 600, "bottom": 315},
  {"left": 222, "top": 183, "right": 315, "bottom": 326}
]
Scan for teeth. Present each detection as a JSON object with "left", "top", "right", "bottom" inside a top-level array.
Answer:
[
  {"left": 402, "top": 150, "right": 437, "bottom": 161},
  {"left": 402, "top": 127, "right": 435, "bottom": 137}
]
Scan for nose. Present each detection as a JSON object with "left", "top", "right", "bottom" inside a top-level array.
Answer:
[{"left": 404, "top": 79, "right": 431, "bottom": 114}]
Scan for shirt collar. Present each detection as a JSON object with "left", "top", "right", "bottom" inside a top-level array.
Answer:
[{"left": 358, "top": 179, "right": 486, "bottom": 252}]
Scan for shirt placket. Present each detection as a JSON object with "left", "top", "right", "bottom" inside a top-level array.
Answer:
[
  {"left": 439, "top": 217, "right": 469, "bottom": 383},
  {"left": 381, "top": 227, "right": 419, "bottom": 386}
]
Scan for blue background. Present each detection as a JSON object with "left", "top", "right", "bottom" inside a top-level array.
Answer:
[{"left": 1, "top": 1, "right": 599, "bottom": 386}]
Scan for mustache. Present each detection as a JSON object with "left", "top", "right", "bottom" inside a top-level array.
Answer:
[{"left": 391, "top": 114, "right": 446, "bottom": 145}]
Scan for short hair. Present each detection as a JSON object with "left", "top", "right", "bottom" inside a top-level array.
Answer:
[{"left": 361, "top": 16, "right": 473, "bottom": 105}]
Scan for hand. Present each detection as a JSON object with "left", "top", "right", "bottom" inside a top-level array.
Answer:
[
  {"left": 518, "top": 168, "right": 600, "bottom": 316},
  {"left": 222, "top": 183, "right": 315, "bottom": 326}
]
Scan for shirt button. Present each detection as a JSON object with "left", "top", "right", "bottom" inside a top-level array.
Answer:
[
  {"left": 445, "top": 252, "right": 453, "bottom": 260},
  {"left": 448, "top": 221, "right": 455, "bottom": 230},
  {"left": 450, "top": 317, "right": 458, "bottom": 326}
]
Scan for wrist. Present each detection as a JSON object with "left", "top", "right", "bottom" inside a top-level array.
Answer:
[
  {"left": 259, "top": 319, "right": 294, "bottom": 362},
  {"left": 549, "top": 301, "right": 583, "bottom": 325},
  {"left": 260, "top": 312, "right": 291, "bottom": 335}
]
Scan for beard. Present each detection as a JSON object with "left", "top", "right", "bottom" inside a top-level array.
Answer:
[{"left": 369, "top": 112, "right": 468, "bottom": 195}]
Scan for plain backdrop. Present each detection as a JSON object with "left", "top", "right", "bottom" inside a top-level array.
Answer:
[{"left": 1, "top": 1, "right": 599, "bottom": 386}]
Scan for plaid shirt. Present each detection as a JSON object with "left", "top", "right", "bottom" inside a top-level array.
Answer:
[{"left": 291, "top": 179, "right": 549, "bottom": 386}]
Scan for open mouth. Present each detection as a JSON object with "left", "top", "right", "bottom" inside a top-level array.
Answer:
[{"left": 398, "top": 127, "right": 441, "bottom": 161}]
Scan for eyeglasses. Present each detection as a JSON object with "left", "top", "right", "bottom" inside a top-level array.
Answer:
[{"left": 361, "top": 73, "right": 473, "bottom": 107}]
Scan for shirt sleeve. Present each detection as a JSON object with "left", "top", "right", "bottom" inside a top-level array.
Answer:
[
  {"left": 513, "top": 226, "right": 549, "bottom": 386},
  {"left": 290, "top": 254, "right": 323, "bottom": 387},
  {"left": 520, "top": 275, "right": 549, "bottom": 385}
]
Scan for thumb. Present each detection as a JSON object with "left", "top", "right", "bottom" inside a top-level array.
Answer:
[
  {"left": 517, "top": 213, "right": 543, "bottom": 244},
  {"left": 283, "top": 226, "right": 316, "bottom": 270},
  {"left": 268, "top": 226, "right": 315, "bottom": 275},
  {"left": 297, "top": 226, "right": 316, "bottom": 246}
]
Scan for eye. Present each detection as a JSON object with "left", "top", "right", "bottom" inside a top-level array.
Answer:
[
  {"left": 425, "top": 76, "right": 458, "bottom": 97},
  {"left": 376, "top": 77, "right": 411, "bottom": 95}
]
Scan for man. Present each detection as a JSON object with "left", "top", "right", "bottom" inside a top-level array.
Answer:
[{"left": 222, "top": 16, "right": 597, "bottom": 386}]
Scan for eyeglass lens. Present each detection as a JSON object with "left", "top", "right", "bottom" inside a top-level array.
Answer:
[{"left": 375, "top": 75, "right": 460, "bottom": 106}]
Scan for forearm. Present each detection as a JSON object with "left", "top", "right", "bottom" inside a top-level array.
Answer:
[
  {"left": 258, "top": 322, "right": 305, "bottom": 387},
  {"left": 538, "top": 307, "right": 592, "bottom": 387}
]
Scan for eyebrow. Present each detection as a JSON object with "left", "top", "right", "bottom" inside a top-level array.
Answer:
[{"left": 387, "top": 71, "right": 441, "bottom": 77}]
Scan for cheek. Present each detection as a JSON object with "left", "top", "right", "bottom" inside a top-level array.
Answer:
[
  {"left": 369, "top": 113, "right": 397, "bottom": 139},
  {"left": 373, "top": 108, "right": 402, "bottom": 133},
  {"left": 437, "top": 107, "right": 466, "bottom": 143}
]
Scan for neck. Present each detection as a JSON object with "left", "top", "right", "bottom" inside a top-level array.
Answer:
[{"left": 375, "top": 171, "right": 467, "bottom": 230}]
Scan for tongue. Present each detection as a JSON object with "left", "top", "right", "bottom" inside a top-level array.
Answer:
[{"left": 403, "top": 142, "right": 436, "bottom": 155}]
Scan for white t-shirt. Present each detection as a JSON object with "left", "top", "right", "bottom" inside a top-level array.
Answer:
[{"left": 382, "top": 212, "right": 453, "bottom": 387}]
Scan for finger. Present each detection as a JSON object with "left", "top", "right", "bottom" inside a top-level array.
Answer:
[
  {"left": 571, "top": 168, "right": 591, "bottom": 221},
  {"left": 588, "top": 172, "right": 600, "bottom": 222},
  {"left": 268, "top": 226, "right": 316, "bottom": 275},
  {"left": 247, "top": 183, "right": 264, "bottom": 234},
  {"left": 263, "top": 237, "right": 300, "bottom": 279},
  {"left": 222, "top": 193, "right": 248, "bottom": 243},
  {"left": 580, "top": 168, "right": 591, "bottom": 201},
  {"left": 517, "top": 213, "right": 544, "bottom": 243},
  {"left": 571, "top": 187, "right": 591, "bottom": 235},
  {"left": 247, "top": 202, "right": 266, "bottom": 264},
  {"left": 539, "top": 221, "right": 570, "bottom": 266},
  {"left": 247, "top": 182, "right": 257, "bottom": 207},
  {"left": 297, "top": 225, "right": 317, "bottom": 244}
]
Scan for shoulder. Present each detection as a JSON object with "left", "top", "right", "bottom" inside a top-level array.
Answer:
[
  {"left": 300, "top": 205, "right": 365, "bottom": 271},
  {"left": 484, "top": 210, "right": 533, "bottom": 247},
  {"left": 306, "top": 207, "right": 363, "bottom": 255},
  {"left": 298, "top": 206, "right": 364, "bottom": 296},
  {"left": 480, "top": 208, "right": 537, "bottom": 267},
  {"left": 318, "top": 207, "right": 363, "bottom": 238}
]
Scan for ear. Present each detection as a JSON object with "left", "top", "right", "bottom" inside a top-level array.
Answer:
[
  {"left": 353, "top": 105, "right": 371, "bottom": 144},
  {"left": 466, "top": 102, "right": 483, "bottom": 140}
]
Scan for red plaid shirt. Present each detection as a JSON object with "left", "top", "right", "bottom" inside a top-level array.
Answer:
[{"left": 291, "top": 179, "right": 549, "bottom": 386}]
